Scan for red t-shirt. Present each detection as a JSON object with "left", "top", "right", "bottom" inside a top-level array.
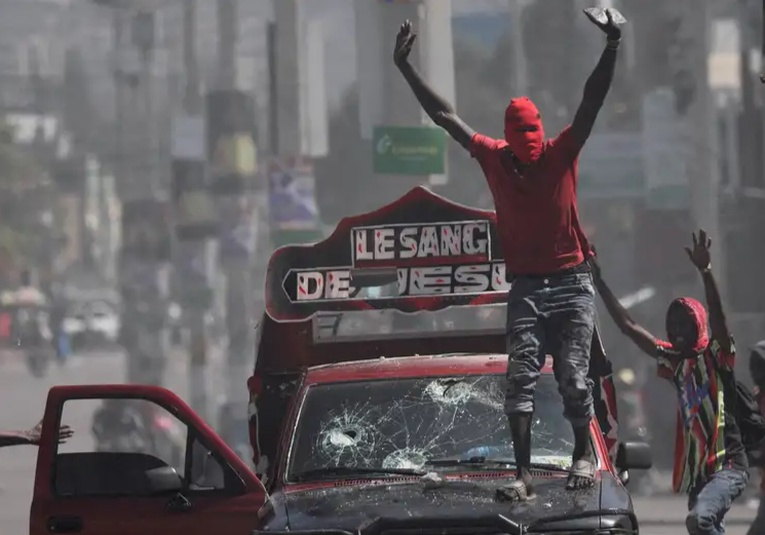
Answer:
[{"left": 469, "top": 126, "right": 589, "bottom": 275}]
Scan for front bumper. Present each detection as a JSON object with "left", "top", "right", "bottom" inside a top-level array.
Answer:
[{"left": 254, "top": 508, "right": 638, "bottom": 535}]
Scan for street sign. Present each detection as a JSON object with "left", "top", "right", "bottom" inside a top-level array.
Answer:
[
  {"left": 268, "top": 158, "right": 319, "bottom": 231},
  {"left": 373, "top": 126, "right": 446, "bottom": 175}
]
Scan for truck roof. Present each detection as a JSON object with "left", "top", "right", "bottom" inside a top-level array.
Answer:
[{"left": 304, "top": 353, "right": 555, "bottom": 384}]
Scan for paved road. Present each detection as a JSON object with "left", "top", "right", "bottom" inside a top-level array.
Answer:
[{"left": 0, "top": 350, "right": 758, "bottom": 534}]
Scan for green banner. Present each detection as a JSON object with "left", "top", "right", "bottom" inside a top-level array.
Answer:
[{"left": 373, "top": 126, "right": 446, "bottom": 175}]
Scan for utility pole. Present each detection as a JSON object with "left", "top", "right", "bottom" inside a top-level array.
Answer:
[
  {"left": 173, "top": 0, "right": 216, "bottom": 422},
  {"left": 129, "top": 8, "right": 170, "bottom": 388},
  {"left": 270, "top": 0, "right": 325, "bottom": 246},
  {"left": 113, "top": 10, "right": 126, "bottom": 205},
  {"left": 102, "top": 1, "right": 162, "bottom": 387},
  {"left": 213, "top": 0, "right": 257, "bottom": 432},
  {"left": 356, "top": 0, "right": 455, "bottom": 198},
  {"left": 682, "top": 0, "right": 723, "bottom": 280}
]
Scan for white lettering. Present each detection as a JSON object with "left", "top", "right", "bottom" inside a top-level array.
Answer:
[
  {"left": 409, "top": 267, "right": 451, "bottom": 295},
  {"left": 354, "top": 230, "right": 373, "bottom": 261},
  {"left": 399, "top": 227, "right": 418, "bottom": 259},
  {"left": 325, "top": 270, "right": 352, "bottom": 299},
  {"left": 418, "top": 226, "right": 439, "bottom": 257},
  {"left": 352, "top": 221, "right": 491, "bottom": 264},
  {"left": 290, "top": 262, "right": 508, "bottom": 302},
  {"left": 454, "top": 264, "right": 491, "bottom": 293},
  {"left": 463, "top": 222, "right": 488, "bottom": 255},
  {"left": 397, "top": 268, "right": 409, "bottom": 295},
  {"left": 491, "top": 263, "right": 512, "bottom": 292},
  {"left": 374, "top": 228, "right": 395, "bottom": 260},
  {"left": 441, "top": 225, "right": 461, "bottom": 257},
  {"left": 296, "top": 272, "right": 324, "bottom": 301}
]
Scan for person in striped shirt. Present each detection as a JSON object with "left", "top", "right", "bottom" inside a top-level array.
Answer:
[{"left": 590, "top": 229, "right": 748, "bottom": 535}]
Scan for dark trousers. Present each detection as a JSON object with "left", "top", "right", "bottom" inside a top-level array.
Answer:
[
  {"left": 687, "top": 468, "right": 749, "bottom": 535},
  {"left": 505, "top": 271, "right": 596, "bottom": 428}
]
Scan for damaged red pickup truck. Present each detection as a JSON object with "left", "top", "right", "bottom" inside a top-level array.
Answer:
[{"left": 29, "top": 187, "right": 651, "bottom": 535}]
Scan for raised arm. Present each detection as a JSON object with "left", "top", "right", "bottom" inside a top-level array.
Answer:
[
  {"left": 394, "top": 20, "right": 475, "bottom": 150},
  {"left": 571, "top": 8, "right": 623, "bottom": 146},
  {"left": 685, "top": 230, "right": 732, "bottom": 354},
  {"left": 589, "top": 255, "right": 659, "bottom": 358},
  {"left": 0, "top": 419, "right": 73, "bottom": 448}
]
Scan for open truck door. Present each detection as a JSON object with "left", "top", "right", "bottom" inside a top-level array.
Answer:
[
  {"left": 248, "top": 186, "right": 622, "bottom": 482},
  {"left": 30, "top": 384, "right": 267, "bottom": 535}
]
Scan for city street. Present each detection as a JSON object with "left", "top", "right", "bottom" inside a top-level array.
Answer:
[
  {"left": 0, "top": 349, "right": 223, "bottom": 534},
  {"left": 0, "top": 351, "right": 757, "bottom": 534}
]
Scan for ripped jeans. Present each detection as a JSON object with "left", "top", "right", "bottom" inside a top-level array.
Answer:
[
  {"left": 687, "top": 468, "right": 749, "bottom": 535},
  {"left": 504, "top": 270, "right": 596, "bottom": 428}
]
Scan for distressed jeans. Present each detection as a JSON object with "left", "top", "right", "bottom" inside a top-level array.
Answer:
[
  {"left": 687, "top": 468, "right": 749, "bottom": 535},
  {"left": 504, "top": 270, "right": 596, "bottom": 427}
]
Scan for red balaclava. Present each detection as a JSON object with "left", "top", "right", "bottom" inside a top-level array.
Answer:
[{"left": 504, "top": 97, "right": 545, "bottom": 163}]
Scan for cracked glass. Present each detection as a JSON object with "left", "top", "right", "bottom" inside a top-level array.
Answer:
[{"left": 287, "top": 373, "right": 577, "bottom": 479}]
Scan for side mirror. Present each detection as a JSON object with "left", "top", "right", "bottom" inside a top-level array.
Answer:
[
  {"left": 616, "top": 441, "right": 653, "bottom": 471},
  {"left": 146, "top": 466, "right": 183, "bottom": 495}
]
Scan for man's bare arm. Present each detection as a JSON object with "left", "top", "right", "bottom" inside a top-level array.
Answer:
[
  {"left": 684, "top": 230, "right": 732, "bottom": 354},
  {"left": 0, "top": 430, "right": 33, "bottom": 447},
  {"left": 397, "top": 62, "right": 475, "bottom": 149},
  {"left": 571, "top": 8, "right": 623, "bottom": 145},
  {"left": 0, "top": 420, "right": 74, "bottom": 448},
  {"left": 590, "top": 259, "right": 659, "bottom": 358},
  {"left": 570, "top": 44, "right": 618, "bottom": 145},
  {"left": 393, "top": 20, "right": 475, "bottom": 150},
  {"left": 700, "top": 268, "right": 733, "bottom": 354}
]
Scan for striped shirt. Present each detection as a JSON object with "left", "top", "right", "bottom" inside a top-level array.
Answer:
[{"left": 657, "top": 338, "right": 745, "bottom": 494}]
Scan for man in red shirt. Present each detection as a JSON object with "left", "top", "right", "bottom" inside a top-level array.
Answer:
[{"left": 394, "top": 8, "right": 623, "bottom": 500}]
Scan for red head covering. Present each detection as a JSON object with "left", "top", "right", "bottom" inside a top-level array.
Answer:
[
  {"left": 504, "top": 97, "right": 545, "bottom": 163},
  {"left": 671, "top": 297, "right": 710, "bottom": 354}
]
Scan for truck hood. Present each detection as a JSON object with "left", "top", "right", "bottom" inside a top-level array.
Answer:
[{"left": 278, "top": 473, "right": 631, "bottom": 532}]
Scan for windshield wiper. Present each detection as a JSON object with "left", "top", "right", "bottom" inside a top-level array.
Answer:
[
  {"left": 424, "top": 456, "right": 568, "bottom": 471},
  {"left": 291, "top": 466, "right": 427, "bottom": 481}
]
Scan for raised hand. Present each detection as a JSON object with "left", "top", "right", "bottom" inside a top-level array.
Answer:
[
  {"left": 583, "top": 7, "right": 625, "bottom": 40},
  {"left": 684, "top": 229, "right": 712, "bottom": 272},
  {"left": 393, "top": 20, "right": 417, "bottom": 67},
  {"left": 25, "top": 419, "right": 74, "bottom": 445}
]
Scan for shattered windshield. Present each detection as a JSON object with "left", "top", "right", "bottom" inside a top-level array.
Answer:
[{"left": 287, "top": 374, "right": 577, "bottom": 479}]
